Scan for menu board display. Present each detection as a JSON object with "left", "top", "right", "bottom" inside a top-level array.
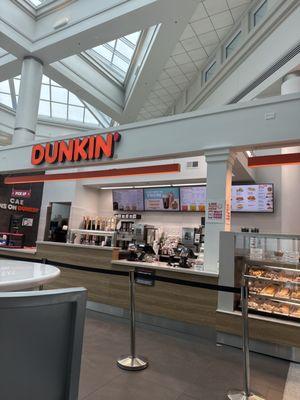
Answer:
[
  {"left": 144, "top": 187, "right": 180, "bottom": 211},
  {"left": 231, "top": 184, "right": 274, "bottom": 213},
  {"left": 112, "top": 189, "right": 144, "bottom": 211},
  {"left": 180, "top": 186, "right": 206, "bottom": 212}
]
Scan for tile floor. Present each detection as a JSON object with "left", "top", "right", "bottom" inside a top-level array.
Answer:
[{"left": 79, "top": 311, "right": 289, "bottom": 400}]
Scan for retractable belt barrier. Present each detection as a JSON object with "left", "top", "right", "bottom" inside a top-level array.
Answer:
[{"left": 0, "top": 253, "right": 265, "bottom": 399}]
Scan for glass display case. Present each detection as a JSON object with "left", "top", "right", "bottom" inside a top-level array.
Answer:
[
  {"left": 231, "top": 233, "right": 300, "bottom": 322},
  {"left": 244, "top": 259, "right": 300, "bottom": 321}
]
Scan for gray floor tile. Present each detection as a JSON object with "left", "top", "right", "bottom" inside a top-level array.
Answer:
[{"left": 79, "top": 311, "right": 289, "bottom": 400}]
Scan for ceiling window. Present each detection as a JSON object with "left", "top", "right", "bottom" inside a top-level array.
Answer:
[
  {"left": 225, "top": 31, "right": 242, "bottom": 59},
  {"left": 84, "top": 31, "right": 141, "bottom": 83},
  {"left": 24, "top": 0, "right": 47, "bottom": 7},
  {"left": 254, "top": 1, "right": 268, "bottom": 27},
  {"left": 204, "top": 62, "right": 217, "bottom": 83},
  {"left": 0, "top": 80, "right": 12, "bottom": 108},
  {"left": 10, "top": 75, "right": 112, "bottom": 127}
]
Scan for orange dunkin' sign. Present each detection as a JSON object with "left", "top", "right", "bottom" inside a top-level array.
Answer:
[{"left": 31, "top": 132, "right": 121, "bottom": 166}]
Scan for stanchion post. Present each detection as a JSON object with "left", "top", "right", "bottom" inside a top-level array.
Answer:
[
  {"left": 227, "top": 278, "right": 266, "bottom": 400},
  {"left": 117, "top": 270, "right": 148, "bottom": 371}
]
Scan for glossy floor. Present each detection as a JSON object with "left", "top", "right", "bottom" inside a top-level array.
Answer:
[{"left": 79, "top": 311, "right": 289, "bottom": 400}]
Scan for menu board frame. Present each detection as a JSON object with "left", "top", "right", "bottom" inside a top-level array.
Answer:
[
  {"left": 112, "top": 188, "right": 145, "bottom": 212},
  {"left": 143, "top": 186, "right": 181, "bottom": 212},
  {"left": 231, "top": 183, "right": 274, "bottom": 214}
]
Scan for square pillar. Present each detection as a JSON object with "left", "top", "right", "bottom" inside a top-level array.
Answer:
[{"left": 204, "top": 149, "right": 235, "bottom": 272}]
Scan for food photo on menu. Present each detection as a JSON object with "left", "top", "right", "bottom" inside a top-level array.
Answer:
[{"left": 144, "top": 187, "right": 180, "bottom": 211}]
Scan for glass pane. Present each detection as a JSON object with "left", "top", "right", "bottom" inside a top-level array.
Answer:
[
  {"left": 0, "top": 80, "right": 10, "bottom": 93},
  {"left": 116, "top": 39, "right": 134, "bottom": 59},
  {"left": 84, "top": 31, "right": 141, "bottom": 83},
  {"left": 14, "top": 79, "right": 20, "bottom": 95},
  {"left": 226, "top": 31, "right": 242, "bottom": 59},
  {"left": 0, "top": 93, "right": 12, "bottom": 107},
  {"left": 84, "top": 109, "right": 99, "bottom": 125},
  {"left": 205, "top": 62, "right": 217, "bottom": 82},
  {"left": 112, "top": 55, "right": 129, "bottom": 72},
  {"left": 38, "top": 100, "right": 51, "bottom": 116},
  {"left": 68, "top": 92, "right": 83, "bottom": 106},
  {"left": 51, "top": 86, "right": 68, "bottom": 103},
  {"left": 40, "top": 84, "right": 50, "bottom": 100},
  {"left": 68, "top": 105, "right": 84, "bottom": 122},
  {"left": 254, "top": 1, "right": 268, "bottom": 26},
  {"left": 42, "top": 75, "right": 50, "bottom": 84},
  {"left": 93, "top": 45, "right": 113, "bottom": 62},
  {"left": 126, "top": 32, "right": 140, "bottom": 45},
  {"left": 51, "top": 102, "right": 67, "bottom": 119}
]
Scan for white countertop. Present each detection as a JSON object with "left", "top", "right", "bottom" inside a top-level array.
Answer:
[
  {"left": 112, "top": 260, "right": 219, "bottom": 277},
  {"left": 36, "top": 241, "right": 120, "bottom": 251},
  {"left": 0, "top": 259, "right": 61, "bottom": 291},
  {"left": 0, "top": 247, "right": 37, "bottom": 255}
]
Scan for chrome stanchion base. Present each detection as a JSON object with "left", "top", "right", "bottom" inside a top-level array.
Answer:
[
  {"left": 227, "top": 389, "right": 266, "bottom": 400},
  {"left": 117, "top": 355, "right": 148, "bottom": 371}
]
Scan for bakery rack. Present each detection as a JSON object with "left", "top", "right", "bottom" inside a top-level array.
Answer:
[{"left": 243, "top": 259, "right": 300, "bottom": 322}]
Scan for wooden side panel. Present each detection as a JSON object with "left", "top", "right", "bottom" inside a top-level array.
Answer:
[{"left": 216, "top": 311, "right": 300, "bottom": 348}]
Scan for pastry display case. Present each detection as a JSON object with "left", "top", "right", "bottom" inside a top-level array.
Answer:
[{"left": 244, "top": 259, "right": 300, "bottom": 321}]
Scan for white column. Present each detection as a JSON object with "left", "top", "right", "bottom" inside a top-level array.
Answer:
[
  {"left": 281, "top": 71, "right": 300, "bottom": 234},
  {"left": 13, "top": 57, "right": 43, "bottom": 145},
  {"left": 204, "top": 149, "right": 235, "bottom": 272}
]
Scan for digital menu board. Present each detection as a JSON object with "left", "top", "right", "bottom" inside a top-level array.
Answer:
[
  {"left": 180, "top": 186, "right": 206, "bottom": 212},
  {"left": 231, "top": 184, "right": 274, "bottom": 213},
  {"left": 144, "top": 187, "right": 180, "bottom": 211},
  {"left": 112, "top": 189, "right": 144, "bottom": 211}
]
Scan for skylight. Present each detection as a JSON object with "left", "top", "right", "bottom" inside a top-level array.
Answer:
[
  {"left": 84, "top": 31, "right": 141, "bottom": 83},
  {"left": 0, "top": 75, "right": 112, "bottom": 128},
  {"left": 25, "top": 0, "right": 47, "bottom": 7},
  {"left": 0, "top": 80, "right": 12, "bottom": 108}
]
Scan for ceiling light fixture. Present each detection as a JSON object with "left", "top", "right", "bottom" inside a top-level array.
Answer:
[{"left": 53, "top": 17, "right": 70, "bottom": 30}]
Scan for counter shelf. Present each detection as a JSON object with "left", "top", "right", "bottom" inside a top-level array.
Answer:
[{"left": 69, "top": 228, "right": 117, "bottom": 247}]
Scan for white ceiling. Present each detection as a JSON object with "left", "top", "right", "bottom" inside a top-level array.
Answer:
[
  {"left": 138, "top": 0, "right": 252, "bottom": 120},
  {"left": 0, "top": 0, "right": 260, "bottom": 138}
]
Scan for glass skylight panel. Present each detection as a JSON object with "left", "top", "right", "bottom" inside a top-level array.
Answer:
[
  {"left": 51, "top": 86, "right": 68, "bottom": 103},
  {"left": 40, "top": 84, "right": 50, "bottom": 100},
  {"left": 68, "top": 105, "right": 84, "bottom": 122},
  {"left": 84, "top": 110, "right": 99, "bottom": 125},
  {"left": 52, "top": 102, "right": 67, "bottom": 119},
  {"left": 25, "top": 0, "right": 47, "bottom": 7},
  {"left": 39, "top": 100, "right": 51, "bottom": 117},
  {"left": 0, "top": 80, "right": 12, "bottom": 108},
  {"left": 10, "top": 74, "right": 112, "bottom": 126},
  {"left": 86, "top": 31, "right": 142, "bottom": 82},
  {"left": 0, "top": 93, "right": 12, "bottom": 108},
  {"left": 225, "top": 31, "right": 242, "bottom": 59},
  {"left": 254, "top": 1, "right": 268, "bottom": 26},
  {"left": 204, "top": 62, "right": 217, "bottom": 82}
]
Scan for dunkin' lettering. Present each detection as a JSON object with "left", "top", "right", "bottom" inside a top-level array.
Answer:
[{"left": 31, "top": 132, "right": 121, "bottom": 166}]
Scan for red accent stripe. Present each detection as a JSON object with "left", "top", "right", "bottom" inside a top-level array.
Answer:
[
  {"left": 4, "top": 164, "right": 181, "bottom": 184},
  {"left": 248, "top": 153, "right": 300, "bottom": 168}
]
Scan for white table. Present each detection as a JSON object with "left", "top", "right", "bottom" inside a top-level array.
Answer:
[{"left": 0, "top": 259, "right": 60, "bottom": 291}]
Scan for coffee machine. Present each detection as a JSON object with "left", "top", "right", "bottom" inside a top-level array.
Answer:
[{"left": 134, "top": 224, "right": 157, "bottom": 246}]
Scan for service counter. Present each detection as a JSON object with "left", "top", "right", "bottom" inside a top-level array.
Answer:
[{"left": 0, "top": 241, "right": 219, "bottom": 329}]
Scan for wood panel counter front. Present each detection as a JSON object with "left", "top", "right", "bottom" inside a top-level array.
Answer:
[
  {"left": 112, "top": 260, "right": 219, "bottom": 328},
  {"left": 35, "top": 242, "right": 219, "bottom": 328}
]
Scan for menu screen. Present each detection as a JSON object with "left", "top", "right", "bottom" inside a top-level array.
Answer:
[
  {"left": 112, "top": 189, "right": 144, "bottom": 211},
  {"left": 144, "top": 187, "right": 180, "bottom": 211},
  {"left": 231, "top": 184, "right": 274, "bottom": 213},
  {"left": 180, "top": 186, "right": 206, "bottom": 212}
]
